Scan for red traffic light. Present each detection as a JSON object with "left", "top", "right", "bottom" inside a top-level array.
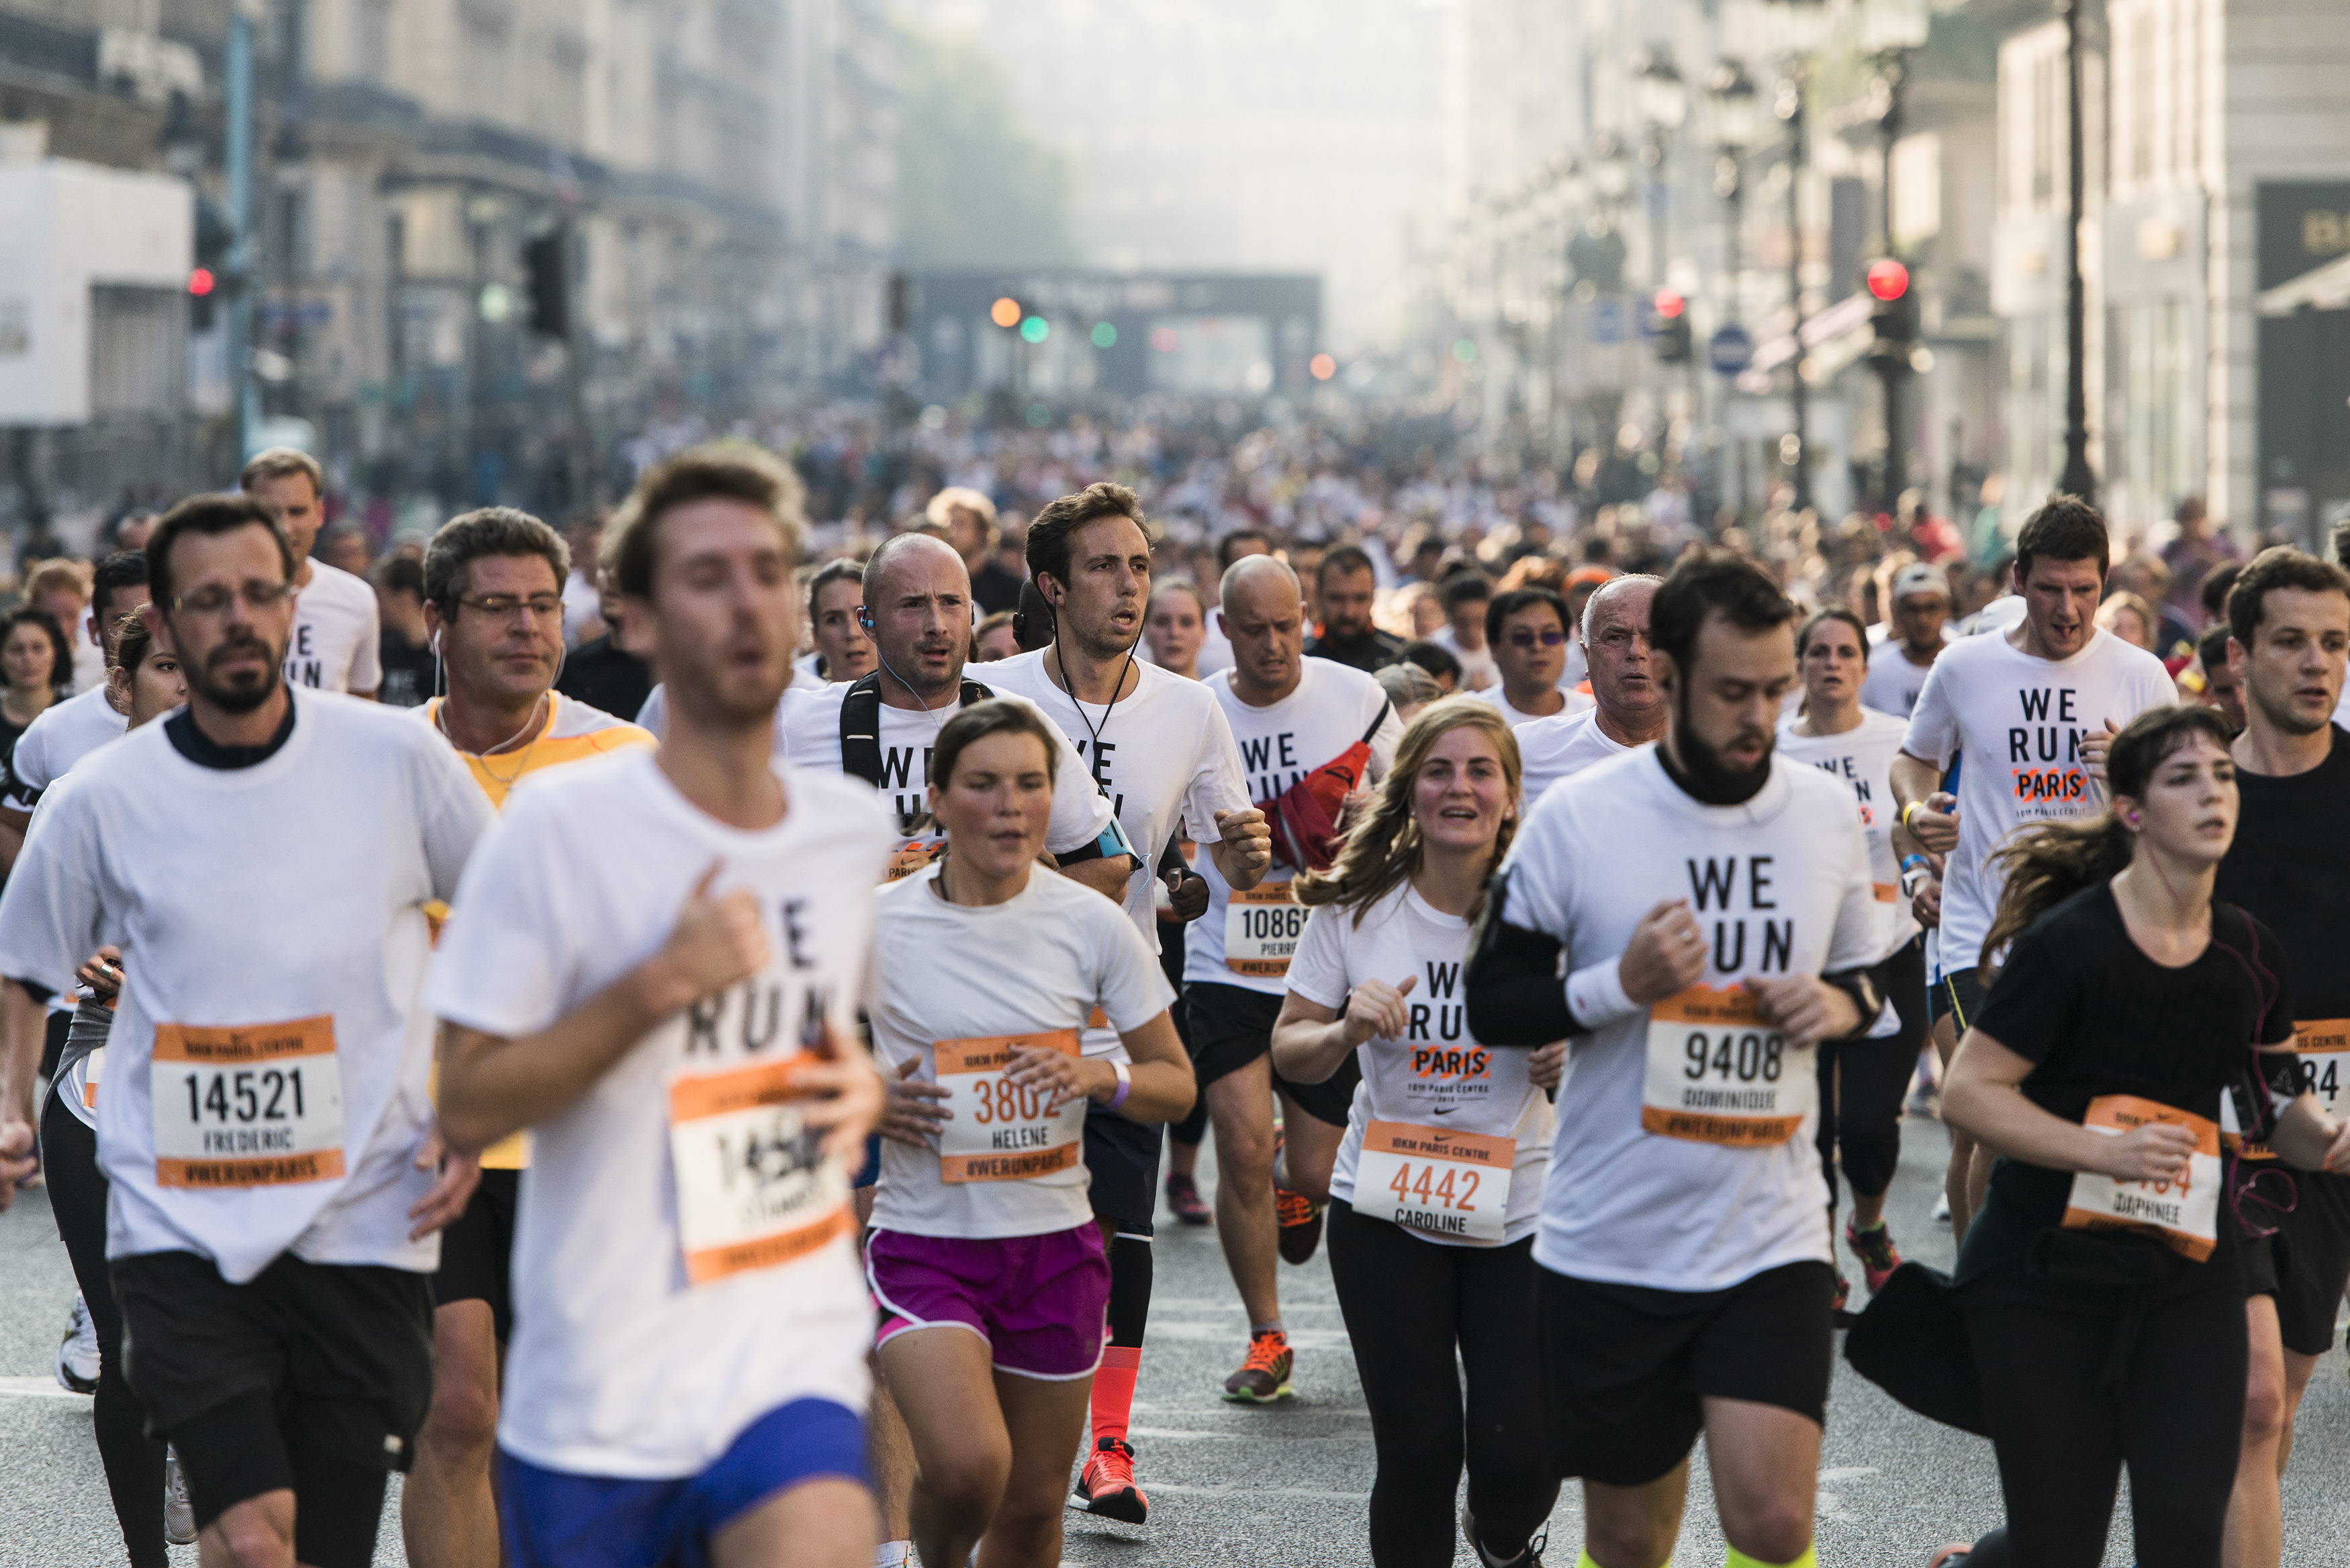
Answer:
[
  {"left": 1652, "top": 289, "right": 1685, "bottom": 319},
  {"left": 1866, "top": 258, "right": 1909, "bottom": 301},
  {"left": 187, "top": 267, "right": 216, "bottom": 297}
]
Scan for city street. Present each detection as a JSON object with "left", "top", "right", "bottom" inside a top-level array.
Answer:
[{"left": 3, "top": 1112, "right": 2345, "bottom": 1567}]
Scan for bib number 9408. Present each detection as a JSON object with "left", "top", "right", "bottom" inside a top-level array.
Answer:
[{"left": 1640, "top": 987, "right": 1813, "bottom": 1146}]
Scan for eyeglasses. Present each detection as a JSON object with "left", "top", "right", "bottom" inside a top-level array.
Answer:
[
  {"left": 458, "top": 593, "right": 563, "bottom": 623},
  {"left": 172, "top": 581, "right": 294, "bottom": 617},
  {"left": 1506, "top": 628, "right": 1568, "bottom": 649}
]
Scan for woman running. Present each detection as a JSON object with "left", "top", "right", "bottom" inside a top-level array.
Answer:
[
  {"left": 36, "top": 614, "right": 187, "bottom": 1567},
  {"left": 1936, "top": 705, "right": 2350, "bottom": 1567},
  {"left": 1775, "top": 608, "right": 1931, "bottom": 1306},
  {"left": 866, "top": 699, "right": 1195, "bottom": 1568},
  {"left": 1142, "top": 579, "right": 1207, "bottom": 681},
  {"left": 1270, "top": 697, "right": 1560, "bottom": 1568}
]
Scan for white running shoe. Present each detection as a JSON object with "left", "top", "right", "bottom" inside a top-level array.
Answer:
[
  {"left": 164, "top": 1448, "right": 197, "bottom": 1546},
  {"left": 55, "top": 1295, "right": 99, "bottom": 1393},
  {"left": 1932, "top": 1191, "right": 1952, "bottom": 1224}
]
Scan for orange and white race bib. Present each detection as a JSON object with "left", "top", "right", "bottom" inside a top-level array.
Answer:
[
  {"left": 1872, "top": 881, "right": 1898, "bottom": 903},
  {"left": 1352, "top": 1121, "right": 1513, "bottom": 1244},
  {"left": 1641, "top": 986, "right": 1813, "bottom": 1146},
  {"left": 1225, "top": 881, "right": 1302, "bottom": 977},
  {"left": 2294, "top": 1020, "right": 2348, "bottom": 1120},
  {"left": 668, "top": 1056, "right": 852, "bottom": 1285},
  {"left": 935, "top": 1029, "right": 1087, "bottom": 1183},
  {"left": 151, "top": 1018, "right": 345, "bottom": 1187},
  {"left": 2063, "top": 1095, "right": 2220, "bottom": 1261}
]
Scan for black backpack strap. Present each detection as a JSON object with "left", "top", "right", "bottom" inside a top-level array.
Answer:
[
  {"left": 961, "top": 679, "right": 993, "bottom": 705},
  {"left": 839, "top": 674, "right": 884, "bottom": 787},
  {"left": 1360, "top": 697, "right": 1393, "bottom": 746}
]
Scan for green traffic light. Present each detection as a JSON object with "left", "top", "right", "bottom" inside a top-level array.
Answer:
[
  {"left": 1021, "top": 316, "right": 1049, "bottom": 344},
  {"left": 1090, "top": 322, "right": 1117, "bottom": 349}
]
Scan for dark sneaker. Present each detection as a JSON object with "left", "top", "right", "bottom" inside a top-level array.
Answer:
[
  {"left": 1462, "top": 1504, "right": 1545, "bottom": 1567},
  {"left": 1846, "top": 1216, "right": 1903, "bottom": 1295},
  {"left": 1221, "top": 1330, "right": 1294, "bottom": 1404},
  {"left": 1165, "top": 1172, "right": 1212, "bottom": 1226},
  {"left": 1275, "top": 1182, "right": 1324, "bottom": 1264}
]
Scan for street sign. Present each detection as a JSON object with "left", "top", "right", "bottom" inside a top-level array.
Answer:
[{"left": 1709, "top": 324, "right": 1754, "bottom": 375}]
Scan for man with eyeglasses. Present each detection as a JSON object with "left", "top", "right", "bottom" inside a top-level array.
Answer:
[
  {"left": 240, "top": 448, "right": 383, "bottom": 698},
  {"left": 1472, "top": 587, "right": 1590, "bottom": 728},
  {"left": 399, "top": 507, "right": 654, "bottom": 1568},
  {"left": 1515, "top": 575, "right": 1666, "bottom": 809},
  {"left": 0, "top": 492, "right": 491, "bottom": 1568}
]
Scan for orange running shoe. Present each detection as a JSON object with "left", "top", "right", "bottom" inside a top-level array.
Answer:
[
  {"left": 1221, "top": 1330, "right": 1294, "bottom": 1404},
  {"left": 1074, "top": 1436, "right": 1149, "bottom": 1523}
]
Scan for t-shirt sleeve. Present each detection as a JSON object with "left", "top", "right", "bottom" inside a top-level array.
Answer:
[
  {"left": 1364, "top": 685, "right": 1403, "bottom": 782},
  {"left": 1899, "top": 652, "right": 1959, "bottom": 769},
  {"left": 637, "top": 684, "right": 669, "bottom": 740},
  {"left": 1493, "top": 794, "right": 1578, "bottom": 947},
  {"left": 1042, "top": 713, "right": 1117, "bottom": 856},
  {"left": 1967, "top": 913, "right": 2081, "bottom": 1063},
  {"left": 349, "top": 592, "right": 384, "bottom": 694},
  {"left": 1823, "top": 811, "right": 1884, "bottom": 973},
  {"left": 1095, "top": 901, "right": 1176, "bottom": 1034},
  {"left": 414, "top": 740, "right": 496, "bottom": 901},
  {"left": 0, "top": 793, "right": 101, "bottom": 993},
  {"left": 424, "top": 801, "right": 575, "bottom": 1038},
  {"left": 1285, "top": 902, "right": 1352, "bottom": 1010},
  {"left": 1183, "top": 701, "right": 1252, "bottom": 840}
]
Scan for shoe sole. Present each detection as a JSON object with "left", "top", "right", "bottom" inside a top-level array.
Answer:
[
  {"left": 1076, "top": 1483, "right": 1149, "bottom": 1524},
  {"left": 54, "top": 1351, "right": 96, "bottom": 1395},
  {"left": 1220, "top": 1381, "right": 1295, "bottom": 1404}
]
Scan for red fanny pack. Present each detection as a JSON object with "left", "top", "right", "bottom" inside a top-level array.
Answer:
[{"left": 1264, "top": 701, "right": 1392, "bottom": 873}]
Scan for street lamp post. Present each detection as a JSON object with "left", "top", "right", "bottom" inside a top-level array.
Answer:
[
  {"left": 2057, "top": 0, "right": 2097, "bottom": 501},
  {"left": 1776, "top": 62, "right": 1812, "bottom": 513},
  {"left": 1860, "top": 0, "right": 1930, "bottom": 511},
  {"left": 1703, "top": 61, "right": 1762, "bottom": 523}
]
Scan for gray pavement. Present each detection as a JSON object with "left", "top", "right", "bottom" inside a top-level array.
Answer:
[{"left": 4, "top": 1111, "right": 2346, "bottom": 1565}]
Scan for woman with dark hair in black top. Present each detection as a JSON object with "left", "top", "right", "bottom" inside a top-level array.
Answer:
[{"left": 1932, "top": 704, "right": 2350, "bottom": 1568}]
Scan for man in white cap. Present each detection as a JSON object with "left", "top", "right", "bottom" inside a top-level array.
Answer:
[{"left": 1860, "top": 562, "right": 1951, "bottom": 719}]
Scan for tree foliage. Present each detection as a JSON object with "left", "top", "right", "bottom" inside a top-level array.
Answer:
[{"left": 894, "top": 27, "right": 1079, "bottom": 268}]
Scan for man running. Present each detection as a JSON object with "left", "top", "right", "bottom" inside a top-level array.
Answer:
[
  {"left": 400, "top": 507, "right": 655, "bottom": 1568},
  {"left": 2211, "top": 546, "right": 2350, "bottom": 1568},
  {"left": 1859, "top": 563, "right": 1951, "bottom": 718},
  {"left": 1515, "top": 574, "right": 1665, "bottom": 808},
  {"left": 1184, "top": 554, "right": 1401, "bottom": 1403},
  {"left": 980, "top": 481, "right": 1269, "bottom": 1520},
  {"left": 1301, "top": 546, "right": 1403, "bottom": 673},
  {"left": 1891, "top": 497, "right": 2173, "bottom": 1238},
  {"left": 240, "top": 448, "right": 382, "bottom": 697},
  {"left": 1473, "top": 587, "right": 1580, "bottom": 726},
  {"left": 1466, "top": 551, "right": 1883, "bottom": 1568},
  {"left": 428, "top": 445, "right": 889, "bottom": 1568},
  {"left": 0, "top": 491, "right": 491, "bottom": 1568}
]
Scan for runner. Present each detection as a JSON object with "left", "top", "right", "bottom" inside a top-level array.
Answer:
[
  {"left": 1859, "top": 564, "right": 1952, "bottom": 718},
  {"left": 864, "top": 699, "right": 1194, "bottom": 1568},
  {"left": 1185, "top": 554, "right": 1401, "bottom": 1402},
  {"left": 428, "top": 445, "right": 889, "bottom": 1568},
  {"left": 2208, "top": 548, "right": 2350, "bottom": 1568},
  {"left": 239, "top": 447, "right": 383, "bottom": 697},
  {"left": 1303, "top": 546, "right": 1405, "bottom": 673},
  {"left": 1472, "top": 587, "right": 1579, "bottom": 727},
  {"left": 399, "top": 507, "right": 655, "bottom": 1568},
  {"left": 1141, "top": 579, "right": 1208, "bottom": 681},
  {"left": 977, "top": 482, "right": 1268, "bottom": 1522},
  {"left": 1936, "top": 704, "right": 2350, "bottom": 1568},
  {"left": 1893, "top": 497, "right": 2175, "bottom": 1239},
  {"left": 0, "top": 550, "right": 152, "bottom": 832},
  {"left": 802, "top": 558, "right": 878, "bottom": 684},
  {"left": 1513, "top": 573, "right": 1664, "bottom": 808},
  {"left": 1271, "top": 698, "right": 1560, "bottom": 1568},
  {"left": 1774, "top": 609, "right": 1929, "bottom": 1308},
  {"left": 1466, "top": 551, "right": 1884, "bottom": 1568},
  {"left": 1429, "top": 572, "right": 1499, "bottom": 694},
  {"left": 0, "top": 491, "right": 493, "bottom": 1568}
]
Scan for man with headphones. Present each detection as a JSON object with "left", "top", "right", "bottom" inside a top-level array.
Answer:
[
  {"left": 982, "top": 483, "right": 1270, "bottom": 1525},
  {"left": 400, "top": 506, "right": 655, "bottom": 1568}
]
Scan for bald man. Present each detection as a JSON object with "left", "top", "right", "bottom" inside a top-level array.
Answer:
[
  {"left": 1183, "top": 556, "right": 1401, "bottom": 1404},
  {"left": 1514, "top": 573, "right": 1665, "bottom": 809}
]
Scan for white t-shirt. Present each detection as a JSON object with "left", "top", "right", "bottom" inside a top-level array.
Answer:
[
  {"left": 1899, "top": 626, "right": 2175, "bottom": 971},
  {"left": 0, "top": 690, "right": 490, "bottom": 1282},
  {"left": 71, "top": 634, "right": 106, "bottom": 699},
  {"left": 424, "top": 752, "right": 888, "bottom": 1479},
  {"left": 1859, "top": 638, "right": 1948, "bottom": 718},
  {"left": 865, "top": 863, "right": 1173, "bottom": 1239},
  {"left": 288, "top": 560, "right": 383, "bottom": 695},
  {"left": 1286, "top": 884, "right": 1552, "bottom": 1246},
  {"left": 561, "top": 569, "right": 601, "bottom": 646},
  {"left": 1429, "top": 625, "right": 1499, "bottom": 693},
  {"left": 3, "top": 685, "right": 127, "bottom": 812},
  {"left": 1492, "top": 748, "right": 1881, "bottom": 1290},
  {"left": 1516, "top": 707, "right": 1639, "bottom": 812},
  {"left": 1470, "top": 685, "right": 1593, "bottom": 731},
  {"left": 1183, "top": 659, "right": 1403, "bottom": 997},
  {"left": 1775, "top": 709, "right": 1919, "bottom": 963}
]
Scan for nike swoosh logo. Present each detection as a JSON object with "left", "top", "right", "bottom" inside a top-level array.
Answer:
[{"left": 1431, "top": 1106, "right": 1457, "bottom": 1116}]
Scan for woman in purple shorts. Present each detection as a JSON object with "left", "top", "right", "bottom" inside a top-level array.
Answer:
[{"left": 866, "top": 701, "right": 1196, "bottom": 1568}]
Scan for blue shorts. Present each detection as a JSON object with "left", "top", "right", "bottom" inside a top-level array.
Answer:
[{"left": 497, "top": 1398, "right": 867, "bottom": 1568}]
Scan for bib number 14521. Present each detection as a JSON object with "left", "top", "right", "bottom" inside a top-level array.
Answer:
[{"left": 152, "top": 1017, "right": 345, "bottom": 1188}]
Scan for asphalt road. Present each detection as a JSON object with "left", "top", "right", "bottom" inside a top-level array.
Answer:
[{"left": 3, "top": 1111, "right": 2345, "bottom": 1566}]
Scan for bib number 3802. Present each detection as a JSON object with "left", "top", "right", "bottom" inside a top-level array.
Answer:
[
  {"left": 936, "top": 1030, "right": 1086, "bottom": 1183},
  {"left": 1225, "top": 881, "right": 1301, "bottom": 977},
  {"left": 1640, "top": 986, "right": 1814, "bottom": 1146},
  {"left": 669, "top": 1056, "right": 851, "bottom": 1286},
  {"left": 151, "top": 1017, "right": 345, "bottom": 1187}
]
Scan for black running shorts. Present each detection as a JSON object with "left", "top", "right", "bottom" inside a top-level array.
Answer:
[
  {"left": 2272, "top": 1169, "right": 2350, "bottom": 1357},
  {"left": 1085, "top": 1104, "right": 1162, "bottom": 1238},
  {"left": 1930, "top": 967, "right": 1988, "bottom": 1032},
  {"left": 1535, "top": 1259, "right": 1836, "bottom": 1487},
  {"left": 1183, "top": 980, "right": 1361, "bottom": 1126},
  {"left": 432, "top": 1167, "right": 519, "bottom": 1341}
]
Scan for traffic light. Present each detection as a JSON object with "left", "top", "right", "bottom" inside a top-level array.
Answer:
[
  {"left": 1865, "top": 258, "right": 1917, "bottom": 373},
  {"left": 188, "top": 194, "right": 236, "bottom": 332},
  {"left": 1650, "top": 289, "right": 1692, "bottom": 363},
  {"left": 523, "top": 230, "right": 569, "bottom": 339}
]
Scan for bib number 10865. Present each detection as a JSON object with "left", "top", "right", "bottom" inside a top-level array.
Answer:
[{"left": 1225, "top": 882, "right": 1301, "bottom": 977}]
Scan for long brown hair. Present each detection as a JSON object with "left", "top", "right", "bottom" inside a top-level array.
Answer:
[
  {"left": 1295, "top": 697, "right": 1520, "bottom": 926},
  {"left": 1977, "top": 704, "right": 2235, "bottom": 976}
]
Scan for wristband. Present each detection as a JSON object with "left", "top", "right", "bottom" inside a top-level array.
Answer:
[
  {"left": 1564, "top": 957, "right": 1641, "bottom": 1028},
  {"left": 1899, "top": 801, "right": 1922, "bottom": 832},
  {"left": 1901, "top": 854, "right": 1930, "bottom": 874},
  {"left": 1109, "top": 1061, "right": 1131, "bottom": 1109}
]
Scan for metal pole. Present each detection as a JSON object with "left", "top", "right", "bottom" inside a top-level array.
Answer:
[
  {"left": 226, "top": 9, "right": 257, "bottom": 460},
  {"left": 2057, "top": 0, "right": 2096, "bottom": 501},
  {"left": 561, "top": 218, "right": 593, "bottom": 509},
  {"left": 1724, "top": 166, "right": 1745, "bottom": 524},
  {"left": 1879, "top": 59, "right": 1906, "bottom": 512},
  {"left": 1785, "top": 64, "right": 1812, "bottom": 513}
]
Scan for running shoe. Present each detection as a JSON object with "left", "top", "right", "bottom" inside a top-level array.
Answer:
[
  {"left": 164, "top": 1448, "right": 196, "bottom": 1546},
  {"left": 1926, "top": 1547, "right": 1971, "bottom": 1568},
  {"left": 1274, "top": 1183, "right": 1324, "bottom": 1265},
  {"left": 1461, "top": 1504, "right": 1545, "bottom": 1567},
  {"left": 55, "top": 1294, "right": 98, "bottom": 1394},
  {"left": 1221, "top": 1330, "right": 1294, "bottom": 1403},
  {"left": 1846, "top": 1216, "right": 1903, "bottom": 1295},
  {"left": 1833, "top": 1273, "right": 1851, "bottom": 1314},
  {"left": 1932, "top": 1190, "right": 1952, "bottom": 1224},
  {"left": 1165, "top": 1172, "right": 1212, "bottom": 1227},
  {"left": 1073, "top": 1435, "right": 1149, "bottom": 1523}
]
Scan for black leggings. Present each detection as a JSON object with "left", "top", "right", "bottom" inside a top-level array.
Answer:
[
  {"left": 1816, "top": 936, "right": 1928, "bottom": 1206},
  {"left": 42, "top": 1092, "right": 169, "bottom": 1568},
  {"left": 1964, "top": 1281, "right": 2246, "bottom": 1567},
  {"left": 1327, "top": 1199, "right": 1557, "bottom": 1567},
  {"left": 1160, "top": 930, "right": 1210, "bottom": 1149}
]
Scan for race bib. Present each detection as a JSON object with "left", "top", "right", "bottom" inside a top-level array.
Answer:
[
  {"left": 2063, "top": 1095, "right": 2220, "bottom": 1261},
  {"left": 1872, "top": 881, "right": 1897, "bottom": 903},
  {"left": 1641, "top": 986, "right": 1814, "bottom": 1146},
  {"left": 886, "top": 840, "right": 944, "bottom": 883},
  {"left": 151, "top": 1018, "right": 345, "bottom": 1187},
  {"left": 81, "top": 1046, "right": 103, "bottom": 1110},
  {"left": 668, "top": 1056, "right": 853, "bottom": 1286},
  {"left": 1353, "top": 1120, "right": 1513, "bottom": 1244},
  {"left": 1225, "top": 881, "right": 1302, "bottom": 977},
  {"left": 2294, "top": 1020, "right": 2348, "bottom": 1120},
  {"left": 935, "top": 1029, "right": 1087, "bottom": 1183}
]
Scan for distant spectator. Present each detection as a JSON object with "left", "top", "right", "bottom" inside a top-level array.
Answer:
[
  {"left": 373, "top": 556, "right": 436, "bottom": 707},
  {"left": 562, "top": 513, "right": 607, "bottom": 646},
  {"left": 320, "top": 525, "right": 374, "bottom": 581},
  {"left": 2192, "top": 623, "right": 2243, "bottom": 732},
  {"left": 974, "top": 610, "right": 1020, "bottom": 661},
  {"left": 1142, "top": 579, "right": 1208, "bottom": 681},
  {"left": 111, "top": 510, "right": 159, "bottom": 554},
  {"left": 2094, "top": 589, "right": 2157, "bottom": 653},
  {"left": 23, "top": 559, "right": 99, "bottom": 695},
  {"left": 0, "top": 605, "right": 71, "bottom": 768},
  {"left": 1430, "top": 571, "right": 1497, "bottom": 691},
  {"left": 1303, "top": 545, "right": 1403, "bottom": 673},
  {"left": 1374, "top": 660, "right": 1446, "bottom": 722},
  {"left": 2161, "top": 495, "right": 2236, "bottom": 629},
  {"left": 1399, "top": 638, "right": 1462, "bottom": 693},
  {"left": 931, "top": 486, "right": 1021, "bottom": 615},
  {"left": 2198, "top": 560, "right": 2241, "bottom": 632},
  {"left": 554, "top": 573, "right": 654, "bottom": 722}
]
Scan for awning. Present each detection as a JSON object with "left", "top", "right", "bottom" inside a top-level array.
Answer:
[{"left": 2258, "top": 252, "right": 2350, "bottom": 315}]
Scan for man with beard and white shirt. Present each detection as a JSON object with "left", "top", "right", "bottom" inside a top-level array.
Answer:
[
  {"left": 1514, "top": 575, "right": 1666, "bottom": 809},
  {"left": 1472, "top": 588, "right": 1587, "bottom": 728},
  {"left": 240, "top": 448, "right": 381, "bottom": 697},
  {"left": 1859, "top": 563, "right": 1953, "bottom": 719},
  {"left": 978, "top": 483, "right": 1270, "bottom": 1524}
]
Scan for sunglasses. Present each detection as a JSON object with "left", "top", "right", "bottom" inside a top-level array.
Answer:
[{"left": 1507, "top": 628, "right": 1568, "bottom": 649}]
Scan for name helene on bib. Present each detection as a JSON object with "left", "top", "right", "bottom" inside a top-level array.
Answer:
[
  {"left": 935, "top": 1028, "right": 1088, "bottom": 1183},
  {"left": 1641, "top": 985, "right": 1812, "bottom": 1146},
  {"left": 1225, "top": 881, "right": 1301, "bottom": 977},
  {"left": 669, "top": 1054, "right": 853, "bottom": 1285},
  {"left": 2063, "top": 1095, "right": 2220, "bottom": 1261},
  {"left": 152, "top": 1017, "right": 345, "bottom": 1187}
]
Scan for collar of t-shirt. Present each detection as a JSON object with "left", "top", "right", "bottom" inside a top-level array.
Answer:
[{"left": 166, "top": 695, "right": 297, "bottom": 770}]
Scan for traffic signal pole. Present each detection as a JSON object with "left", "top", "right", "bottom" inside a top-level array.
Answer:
[{"left": 226, "top": 7, "right": 258, "bottom": 460}]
